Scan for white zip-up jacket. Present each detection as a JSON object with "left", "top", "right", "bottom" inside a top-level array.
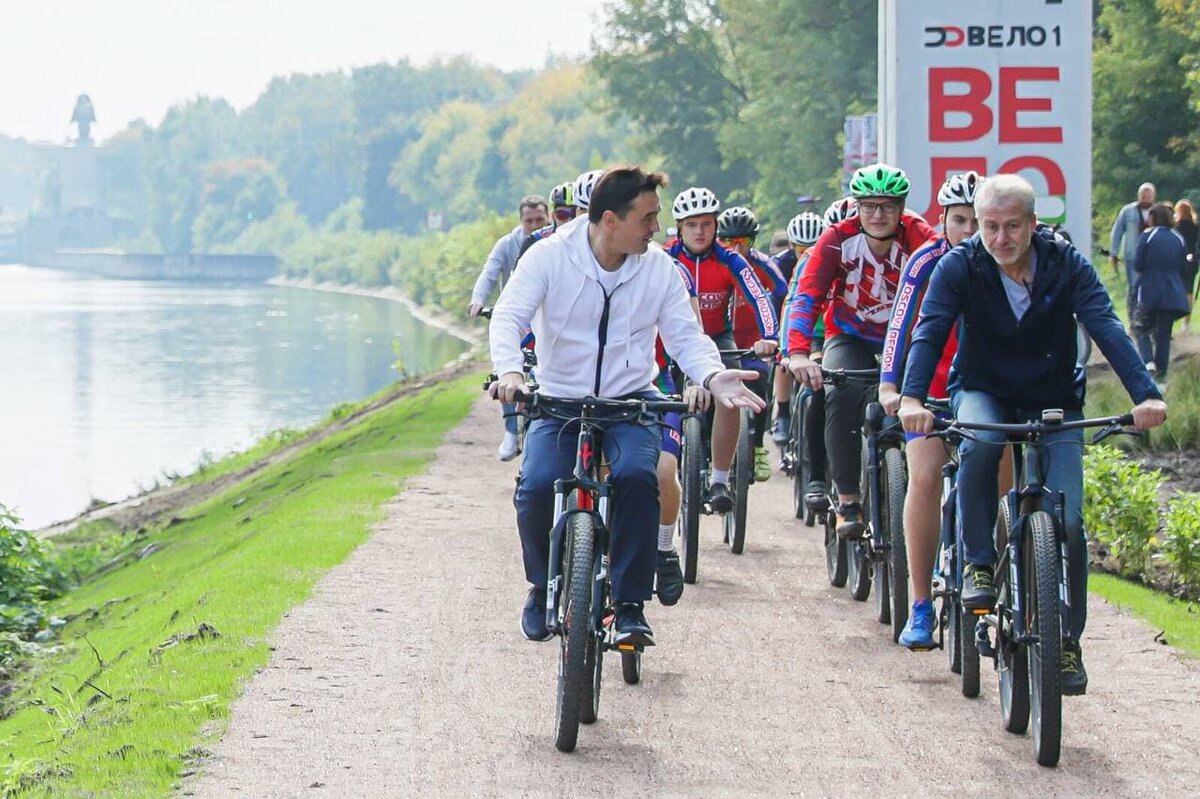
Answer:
[{"left": 490, "top": 219, "right": 724, "bottom": 398}]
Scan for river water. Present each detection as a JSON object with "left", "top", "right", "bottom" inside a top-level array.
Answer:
[{"left": 0, "top": 265, "right": 471, "bottom": 529}]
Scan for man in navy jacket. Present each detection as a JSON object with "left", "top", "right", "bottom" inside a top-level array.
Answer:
[{"left": 898, "top": 174, "right": 1167, "bottom": 695}]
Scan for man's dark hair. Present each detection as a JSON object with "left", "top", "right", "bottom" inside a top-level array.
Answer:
[
  {"left": 518, "top": 195, "right": 547, "bottom": 214},
  {"left": 588, "top": 165, "right": 669, "bottom": 224},
  {"left": 1149, "top": 203, "right": 1175, "bottom": 229}
]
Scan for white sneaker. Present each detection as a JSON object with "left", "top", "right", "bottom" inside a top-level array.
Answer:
[
  {"left": 497, "top": 431, "right": 519, "bottom": 462},
  {"left": 1146, "top": 361, "right": 1157, "bottom": 374}
]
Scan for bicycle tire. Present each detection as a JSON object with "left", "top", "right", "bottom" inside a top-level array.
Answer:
[
  {"left": 946, "top": 594, "right": 962, "bottom": 675},
  {"left": 580, "top": 548, "right": 606, "bottom": 725},
  {"left": 848, "top": 437, "right": 872, "bottom": 602},
  {"left": 553, "top": 512, "right": 595, "bottom": 753},
  {"left": 791, "top": 390, "right": 808, "bottom": 519},
  {"left": 997, "top": 499, "right": 1030, "bottom": 734},
  {"left": 824, "top": 511, "right": 848, "bottom": 587},
  {"left": 727, "top": 409, "right": 752, "bottom": 554},
  {"left": 1026, "top": 510, "right": 1063, "bottom": 767},
  {"left": 884, "top": 447, "right": 908, "bottom": 639},
  {"left": 621, "top": 651, "right": 642, "bottom": 685},
  {"left": 960, "top": 603, "right": 981, "bottom": 698},
  {"left": 680, "top": 415, "right": 703, "bottom": 584}
]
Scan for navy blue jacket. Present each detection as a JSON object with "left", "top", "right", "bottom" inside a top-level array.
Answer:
[
  {"left": 902, "top": 229, "right": 1161, "bottom": 410},
  {"left": 1132, "top": 226, "right": 1189, "bottom": 316}
]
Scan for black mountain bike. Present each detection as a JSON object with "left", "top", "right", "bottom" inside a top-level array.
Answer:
[
  {"left": 854, "top": 401, "right": 908, "bottom": 640},
  {"left": 506, "top": 390, "right": 689, "bottom": 753},
  {"left": 931, "top": 410, "right": 1136, "bottom": 767}
]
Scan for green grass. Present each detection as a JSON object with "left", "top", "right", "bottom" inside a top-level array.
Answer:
[
  {"left": 1086, "top": 352, "right": 1200, "bottom": 450},
  {"left": 0, "top": 372, "right": 480, "bottom": 798},
  {"left": 1090, "top": 573, "right": 1200, "bottom": 657}
]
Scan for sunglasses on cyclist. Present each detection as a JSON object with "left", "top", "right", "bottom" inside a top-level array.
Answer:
[
  {"left": 553, "top": 207, "right": 578, "bottom": 222},
  {"left": 721, "top": 236, "right": 752, "bottom": 249}
]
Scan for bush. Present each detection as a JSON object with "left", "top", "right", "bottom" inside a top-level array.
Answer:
[
  {"left": 1163, "top": 492, "right": 1200, "bottom": 596},
  {"left": 0, "top": 506, "right": 70, "bottom": 666},
  {"left": 1083, "top": 446, "right": 1161, "bottom": 580}
]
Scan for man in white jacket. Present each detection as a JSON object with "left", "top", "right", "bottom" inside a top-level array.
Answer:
[{"left": 490, "top": 165, "right": 764, "bottom": 644}]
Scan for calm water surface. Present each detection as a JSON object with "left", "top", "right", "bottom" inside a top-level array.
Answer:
[{"left": 0, "top": 265, "right": 470, "bottom": 528}]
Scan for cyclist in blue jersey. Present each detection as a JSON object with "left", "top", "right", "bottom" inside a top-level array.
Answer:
[
  {"left": 517, "top": 181, "right": 579, "bottom": 261},
  {"left": 719, "top": 206, "right": 788, "bottom": 481},
  {"left": 878, "top": 171, "right": 981, "bottom": 650},
  {"left": 773, "top": 211, "right": 827, "bottom": 447}
]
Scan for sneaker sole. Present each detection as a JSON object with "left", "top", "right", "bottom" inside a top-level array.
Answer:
[
  {"left": 615, "top": 630, "right": 655, "bottom": 648},
  {"left": 519, "top": 619, "right": 554, "bottom": 643},
  {"left": 656, "top": 588, "right": 683, "bottom": 607}
]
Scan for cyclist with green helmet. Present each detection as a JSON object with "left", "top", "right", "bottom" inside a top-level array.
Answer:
[{"left": 786, "top": 163, "right": 936, "bottom": 537}]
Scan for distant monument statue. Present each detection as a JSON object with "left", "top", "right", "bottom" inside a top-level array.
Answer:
[{"left": 71, "top": 94, "right": 96, "bottom": 146}]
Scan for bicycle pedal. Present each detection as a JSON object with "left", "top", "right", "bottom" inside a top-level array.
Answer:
[
  {"left": 972, "top": 608, "right": 990, "bottom": 616},
  {"left": 615, "top": 642, "right": 644, "bottom": 653}
]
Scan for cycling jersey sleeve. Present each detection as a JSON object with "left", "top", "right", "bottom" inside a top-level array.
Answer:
[
  {"left": 673, "top": 259, "right": 698, "bottom": 297},
  {"left": 725, "top": 250, "right": 778, "bottom": 338},
  {"left": 785, "top": 229, "right": 840, "bottom": 356},
  {"left": 880, "top": 238, "right": 946, "bottom": 387},
  {"left": 900, "top": 250, "right": 966, "bottom": 401},
  {"left": 752, "top": 250, "right": 789, "bottom": 304}
]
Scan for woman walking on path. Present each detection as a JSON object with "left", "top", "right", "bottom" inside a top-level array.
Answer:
[
  {"left": 1133, "top": 203, "right": 1190, "bottom": 382},
  {"left": 1174, "top": 199, "right": 1199, "bottom": 331}
]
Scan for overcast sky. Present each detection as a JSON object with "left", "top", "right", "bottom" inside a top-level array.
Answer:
[{"left": 0, "top": 0, "right": 609, "bottom": 143}]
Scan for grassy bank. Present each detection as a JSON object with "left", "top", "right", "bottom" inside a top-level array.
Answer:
[
  {"left": 0, "top": 372, "right": 480, "bottom": 797},
  {"left": 1090, "top": 573, "right": 1200, "bottom": 657}
]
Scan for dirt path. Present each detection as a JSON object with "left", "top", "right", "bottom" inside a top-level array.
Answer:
[{"left": 190, "top": 396, "right": 1200, "bottom": 797}]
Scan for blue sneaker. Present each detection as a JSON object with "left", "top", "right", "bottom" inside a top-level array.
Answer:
[{"left": 899, "top": 599, "right": 936, "bottom": 651}]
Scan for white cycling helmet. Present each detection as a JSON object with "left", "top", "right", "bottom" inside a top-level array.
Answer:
[
  {"left": 823, "top": 197, "right": 858, "bottom": 226},
  {"left": 672, "top": 187, "right": 721, "bottom": 221},
  {"left": 573, "top": 169, "right": 605, "bottom": 211},
  {"left": 787, "top": 212, "right": 826, "bottom": 246},
  {"left": 936, "top": 170, "right": 982, "bottom": 207}
]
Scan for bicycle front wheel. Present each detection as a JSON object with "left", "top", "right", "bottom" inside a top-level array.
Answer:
[
  {"left": 997, "top": 499, "right": 1030, "bottom": 734},
  {"left": 554, "top": 512, "right": 596, "bottom": 753},
  {"left": 791, "top": 389, "right": 808, "bottom": 519},
  {"left": 1026, "top": 510, "right": 1063, "bottom": 767},
  {"left": 824, "top": 511, "right": 848, "bottom": 587},
  {"left": 883, "top": 446, "right": 908, "bottom": 637},
  {"left": 680, "top": 415, "right": 703, "bottom": 584},
  {"left": 727, "top": 409, "right": 752, "bottom": 554}
]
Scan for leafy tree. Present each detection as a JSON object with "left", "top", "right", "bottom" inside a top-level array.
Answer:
[
  {"left": 191, "top": 158, "right": 288, "bottom": 252},
  {"left": 590, "top": 0, "right": 754, "bottom": 197},
  {"left": 388, "top": 100, "right": 489, "bottom": 227},
  {"left": 100, "top": 121, "right": 151, "bottom": 238}
]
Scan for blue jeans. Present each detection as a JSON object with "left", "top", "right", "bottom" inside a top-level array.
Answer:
[
  {"left": 952, "top": 389, "right": 1089, "bottom": 640},
  {"left": 514, "top": 396, "right": 662, "bottom": 602},
  {"left": 502, "top": 402, "right": 518, "bottom": 434}
]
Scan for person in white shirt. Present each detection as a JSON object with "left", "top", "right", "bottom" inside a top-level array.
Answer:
[{"left": 489, "top": 165, "right": 763, "bottom": 644}]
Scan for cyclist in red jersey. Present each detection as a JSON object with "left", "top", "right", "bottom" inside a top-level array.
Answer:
[
  {"left": 786, "top": 163, "right": 936, "bottom": 537},
  {"left": 718, "top": 206, "right": 787, "bottom": 481},
  {"left": 664, "top": 187, "right": 779, "bottom": 511}
]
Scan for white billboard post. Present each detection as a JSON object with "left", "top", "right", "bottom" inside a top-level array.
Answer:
[{"left": 880, "top": 1, "right": 1092, "bottom": 242}]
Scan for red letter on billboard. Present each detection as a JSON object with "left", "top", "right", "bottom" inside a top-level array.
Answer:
[
  {"left": 997, "top": 155, "right": 1067, "bottom": 195},
  {"left": 999, "top": 67, "right": 1062, "bottom": 143},
  {"left": 929, "top": 68, "right": 992, "bottom": 142},
  {"left": 924, "top": 157, "right": 989, "bottom": 221}
]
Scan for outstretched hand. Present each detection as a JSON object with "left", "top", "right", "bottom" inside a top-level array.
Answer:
[{"left": 706, "top": 369, "right": 767, "bottom": 412}]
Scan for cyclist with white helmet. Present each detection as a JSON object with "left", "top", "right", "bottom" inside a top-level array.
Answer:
[
  {"left": 878, "top": 171, "right": 983, "bottom": 649},
  {"left": 823, "top": 197, "right": 858, "bottom": 228},
  {"left": 468, "top": 194, "right": 550, "bottom": 460},
  {"left": 665, "top": 187, "right": 780, "bottom": 511},
  {"left": 718, "top": 206, "right": 788, "bottom": 481},
  {"left": 787, "top": 163, "right": 937, "bottom": 538},
  {"left": 772, "top": 211, "right": 827, "bottom": 448}
]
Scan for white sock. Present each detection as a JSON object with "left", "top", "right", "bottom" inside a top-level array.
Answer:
[
  {"left": 711, "top": 469, "right": 730, "bottom": 485},
  {"left": 658, "top": 523, "right": 675, "bottom": 551}
]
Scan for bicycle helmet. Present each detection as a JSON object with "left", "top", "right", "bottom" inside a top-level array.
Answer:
[
  {"left": 717, "top": 206, "right": 760, "bottom": 239},
  {"left": 549, "top": 181, "right": 575, "bottom": 208},
  {"left": 672, "top": 187, "right": 721, "bottom": 221},
  {"left": 823, "top": 197, "right": 858, "bottom": 226},
  {"left": 573, "top": 169, "right": 604, "bottom": 211},
  {"left": 849, "top": 162, "right": 910, "bottom": 199},
  {"left": 936, "top": 170, "right": 981, "bottom": 208},
  {"left": 787, "top": 212, "right": 826, "bottom": 246}
]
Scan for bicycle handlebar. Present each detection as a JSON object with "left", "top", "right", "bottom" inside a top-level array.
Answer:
[{"left": 929, "top": 411, "right": 1139, "bottom": 445}]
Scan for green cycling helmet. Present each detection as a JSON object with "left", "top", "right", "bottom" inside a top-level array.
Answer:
[{"left": 849, "top": 162, "right": 910, "bottom": 199}]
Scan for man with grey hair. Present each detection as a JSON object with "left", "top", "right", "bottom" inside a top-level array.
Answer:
[
  {"left": 468, "top": 195, "right": 550, "bottom": 460},
  {"left": 1110, "top": 182, "right": 1157, "bottom": 304},
  {"left": 898, "top": 173, "right": 1167, "bottom": 696}
]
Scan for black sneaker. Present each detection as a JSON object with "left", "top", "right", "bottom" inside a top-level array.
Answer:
[
  {"left": 961, "top": 564, "right": 997, "bottom": 611},
  {"left": 804, "top": 480, "right": 829, "bottom": 512},
  {"left": 707, "top": 482, "right": 734, "bottom": 514},
  {"left": 1061, "top": 639, "right": 1088, "bottom": 696},
  {"left": 656, "top": 549, "right": 684, "bottom": 606},
  {"left": 835, "top": 501, "right": 866, "bottom": 539},
  {"left": 520, "top": 587, "right": 552, "bottom": 642},
  {"left": 614, "top": 601, "right": 655, "bottom": 646}
]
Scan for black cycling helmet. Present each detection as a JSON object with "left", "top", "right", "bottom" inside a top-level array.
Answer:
[{"left": 717, "top": 206, "right": 760, "bottom": 239}]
